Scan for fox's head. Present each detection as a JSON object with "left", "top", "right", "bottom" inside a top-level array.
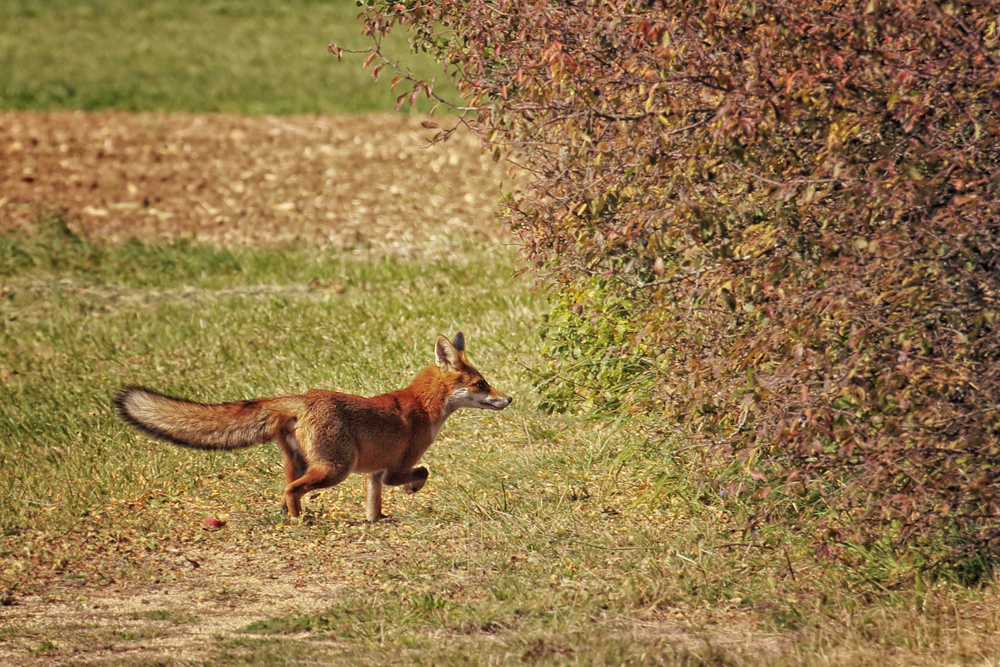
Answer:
[{"left": 436, "top": 332, "right": 512, "bottom": 413}]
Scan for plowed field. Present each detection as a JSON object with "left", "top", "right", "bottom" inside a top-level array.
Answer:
[{"left": 1, "top": 111, "right": 507, "bottom": 249}]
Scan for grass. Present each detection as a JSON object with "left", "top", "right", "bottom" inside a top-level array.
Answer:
[
  {"left": 0, "top": 0, "right": 455, "bottom": 114},
  {"left": 2, "top": 217, "right": 1000, "bottom": 666},
  {"left": 0, "top": 215, "right": 531, "bottom": 532}
]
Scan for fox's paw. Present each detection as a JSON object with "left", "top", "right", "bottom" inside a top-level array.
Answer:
[
  {"left": 281, "top": 493, "right": 301, "bottom": 518},
  {"left": 403, "top": 467, "right": 429, "bottom": 494}
]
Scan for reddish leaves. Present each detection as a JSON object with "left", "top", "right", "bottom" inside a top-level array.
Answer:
[{"left": 359, "top": 0, "right": 1000, "bottom": 571}]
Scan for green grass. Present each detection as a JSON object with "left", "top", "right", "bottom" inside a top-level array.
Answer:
[
  {"left": 0, "top": 0, "right": 455, "bottom": 114},
  {"left": 2, "top": 218, "right": 1000, "bottom": 666},
  {"left": 0, "top": 216, "right": 532, "bottom": 531}
]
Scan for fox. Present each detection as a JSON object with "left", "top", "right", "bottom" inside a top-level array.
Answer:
[{"left": 112, "top": 332, "right": 511, "bottom": 522}]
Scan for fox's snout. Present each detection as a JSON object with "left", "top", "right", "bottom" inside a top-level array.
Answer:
[
  {"left": 485, "top": 392, "right": 512, "bottom": 411},
  {"left": 451, "top": 384, "right": 512, "bottom": 412}
]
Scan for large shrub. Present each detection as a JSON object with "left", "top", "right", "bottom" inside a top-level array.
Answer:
[{"left": 347, "top": 0, "right": 1000, "bottom": 572}]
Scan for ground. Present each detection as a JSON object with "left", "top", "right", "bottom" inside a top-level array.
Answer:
[{"left": 1, "top": 110, "right": 506, "bottom": 248}]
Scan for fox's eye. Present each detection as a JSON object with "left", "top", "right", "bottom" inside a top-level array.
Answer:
[{"left": 476, "top": 380, "right": 489, "bottom": 391}]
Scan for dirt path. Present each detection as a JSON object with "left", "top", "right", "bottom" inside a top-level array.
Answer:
[
  {"left": 0, "top": 520, "right": 769, "bottom": 666},
  {"left": 1, "top": 544, "right": 352, "bottom": 665},
  {"left": 0, "top": 111, "right": 507, "bottom": 249}
]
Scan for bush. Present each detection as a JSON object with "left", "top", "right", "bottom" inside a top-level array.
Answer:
[{"left": 350, "top": 0, "right": 1000, "bottom": 576}]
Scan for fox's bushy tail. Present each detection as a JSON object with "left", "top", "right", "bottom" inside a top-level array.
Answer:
[{"left": 113, "top": 386, "right": 280, "bottom": 450}]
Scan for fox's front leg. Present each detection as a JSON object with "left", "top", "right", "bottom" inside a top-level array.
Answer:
[
  {"left": 366, "top": 471, "right": 385, "bottom": 523},
  {"left": 366, "top": 467, "right": 428, "bottom": 522}
]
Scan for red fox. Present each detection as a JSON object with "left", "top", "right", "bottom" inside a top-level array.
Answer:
[{"left": 113, "top": 332, "right": 511, "bottom": 522}]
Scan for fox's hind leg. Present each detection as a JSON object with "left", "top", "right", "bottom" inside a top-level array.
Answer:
[
  {"left": 281, "top": 423, "right": 357, "bottom": 518},
  {"left": 278, "top": 419, "right": 307, "bottom": 484},
  {"left": 277, "top": 418, "right": 310, "bottom": 516},
  {"left": 282, "top": 459, "right": 353, "bottom": 518}
]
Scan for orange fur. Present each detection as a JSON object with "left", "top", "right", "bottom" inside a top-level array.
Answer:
[{"left": 113, "top": 333, "right": 511, "bottom": 521}]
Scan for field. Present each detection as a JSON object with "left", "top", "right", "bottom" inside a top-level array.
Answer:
[
  {"left": 0, "top": 111, "right": 502, "bottom": 247},
  {"left": 0, "top": 0, "right": 455, "bottom": 114},
  {"left": 3, "top": 2, "right": 1000, "bottom": 665}
]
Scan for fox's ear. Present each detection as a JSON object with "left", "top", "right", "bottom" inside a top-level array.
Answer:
[
  {"left": 435, "top": 335, "right": 462, "bottom": 370},
  {"left": 451, "top": 331, "right": 465, "bottom": 352}
]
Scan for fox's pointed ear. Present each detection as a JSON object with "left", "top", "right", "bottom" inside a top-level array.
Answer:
[
  {"left": 451, "top": 331, "right": 465, "bottom": 352},
  {"left": 435, "top": 335, "right": 462, "bottom": 370}
]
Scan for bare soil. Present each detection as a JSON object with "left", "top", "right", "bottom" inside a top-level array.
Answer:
[
  {"left": 1, "top": 543, "right": 357, "bottom": 665},
  {"left": 0, "top": 110, "right": 508, "bottom": 249}
]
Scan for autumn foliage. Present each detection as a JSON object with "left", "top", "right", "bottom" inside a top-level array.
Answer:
[{"left": 349, "top": 0, "right": 1000, "bottom": 573}]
